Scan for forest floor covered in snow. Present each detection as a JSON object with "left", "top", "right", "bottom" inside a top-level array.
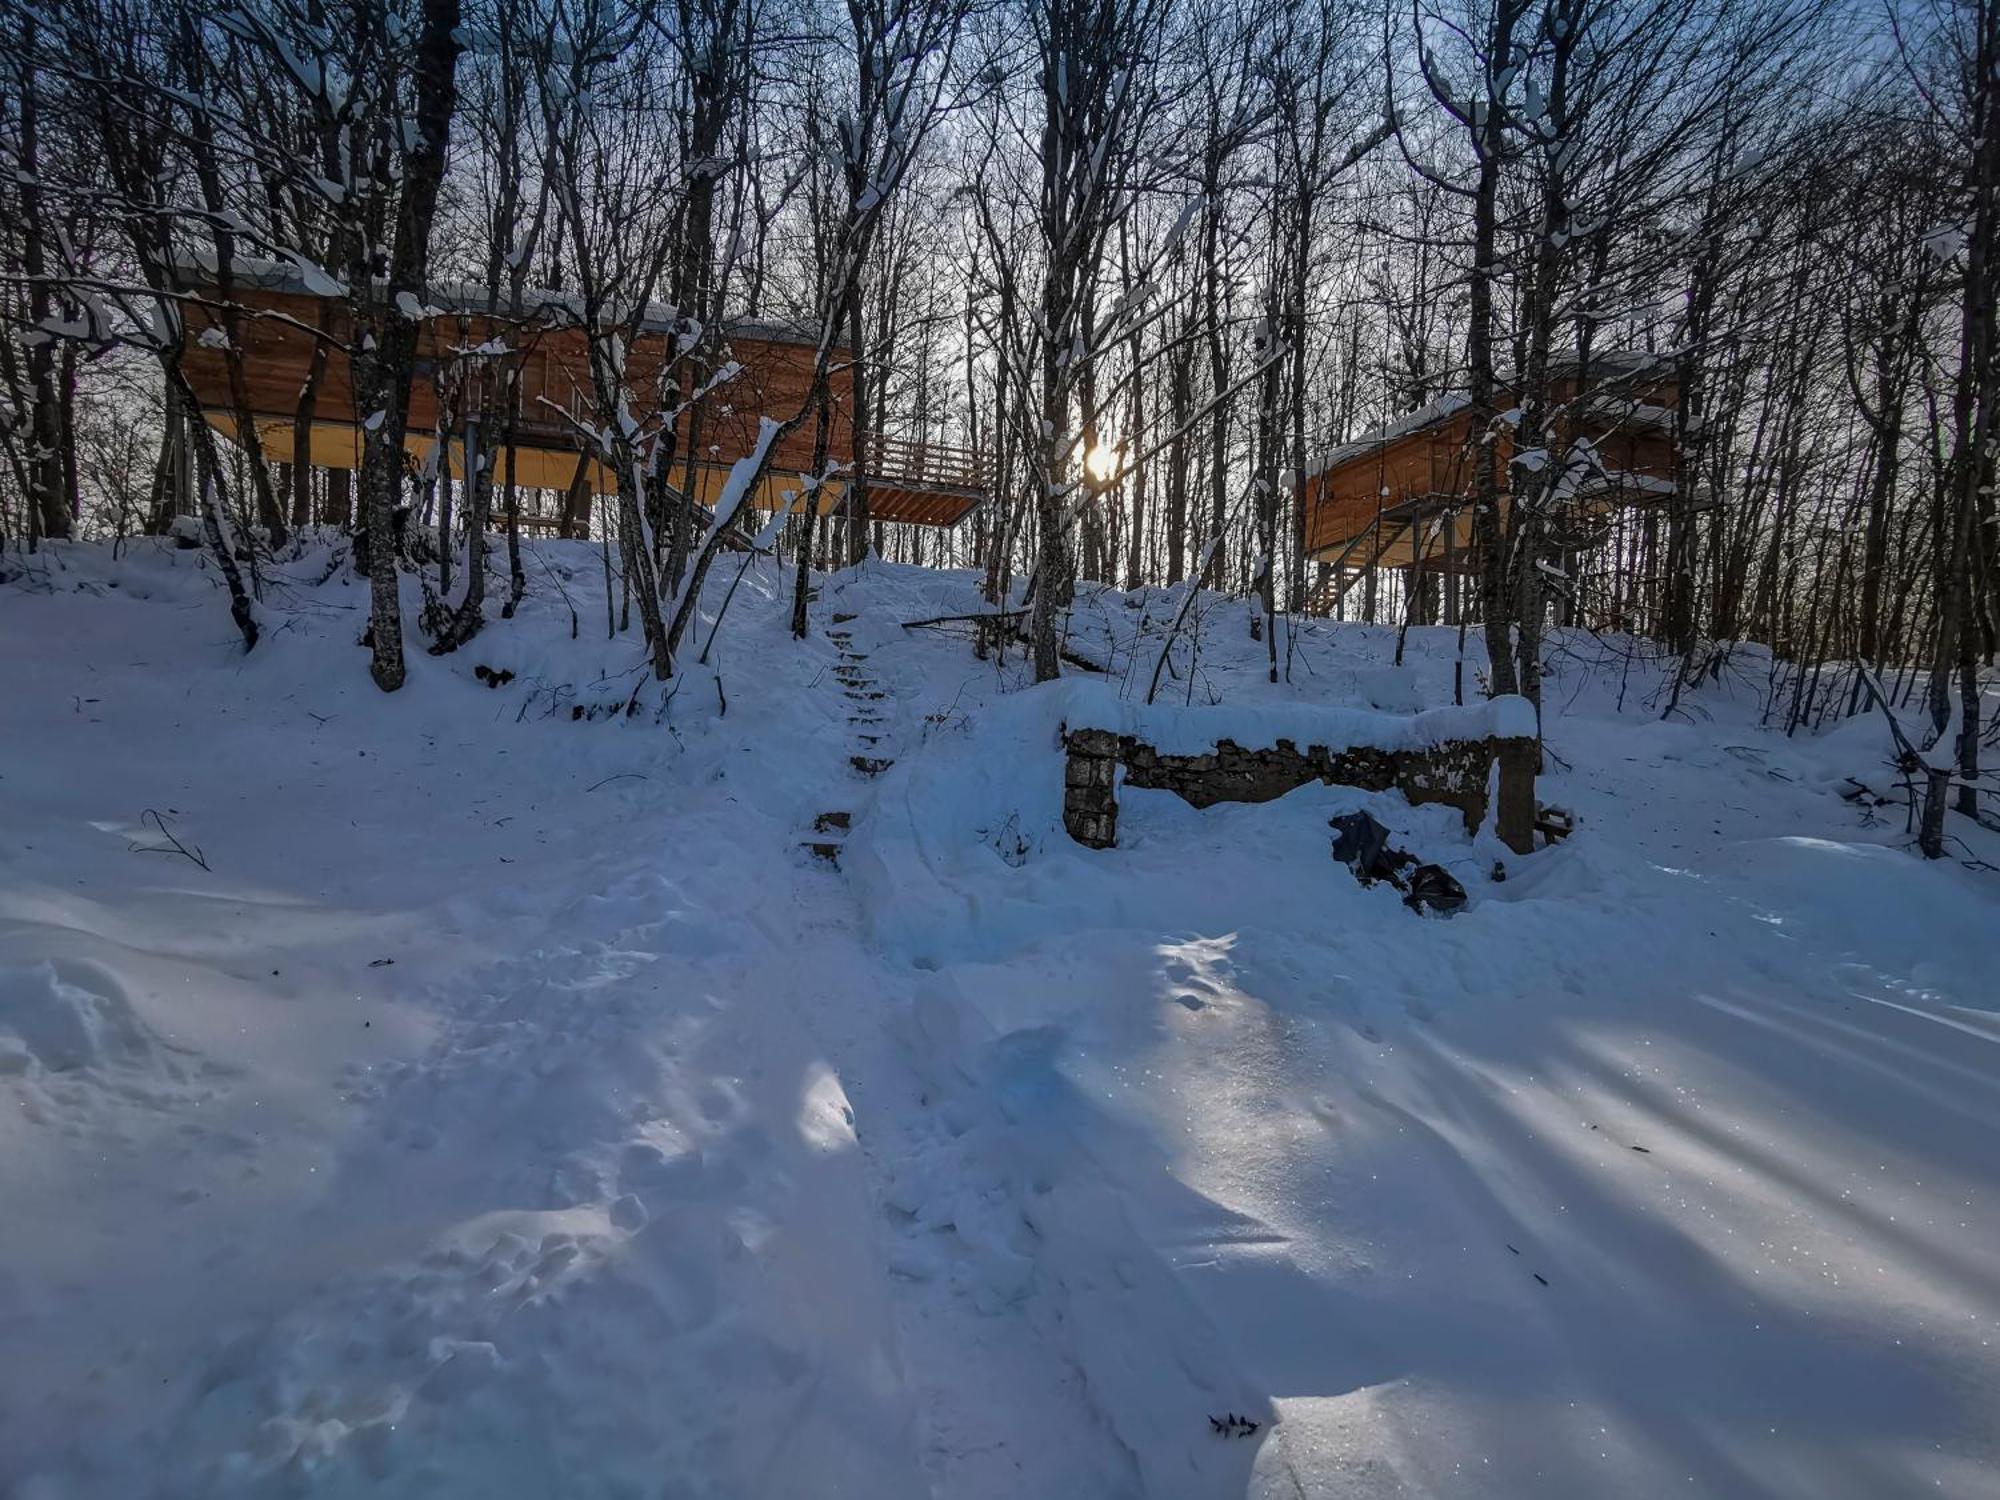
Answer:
[{"left": 2, "top": 535, "right": 1998, "bottom": 1500}]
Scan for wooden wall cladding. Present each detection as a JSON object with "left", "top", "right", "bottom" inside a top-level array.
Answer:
[
  {"left": 181, "top": 284, "right": 982, "bottom": 526},
  {"left": 178, "top": 288, "right": 849, "bottom": 464},
  {"left": 1302, "top": 380, "right": 1681, "bottom": 562}
]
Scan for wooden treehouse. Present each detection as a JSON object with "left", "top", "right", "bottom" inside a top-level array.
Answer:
[
  {"left": 1298, "top": 353, "right": 1680, "bottom": 617},
  {"left": 179, "top": 263, "right": 986, "bottom": 535}
]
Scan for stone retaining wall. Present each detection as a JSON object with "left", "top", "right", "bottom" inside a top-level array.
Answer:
[{"left": 1062, "top": 725, "right": 1536, "bottom": 855}]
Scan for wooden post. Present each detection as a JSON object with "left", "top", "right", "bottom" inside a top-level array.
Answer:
[
  {"left": 1495, "top": 735, "right": 1537, "bottom": 855},
  {"left": 1442, "top": 509, "right": 1459, "bottom": 625},
  {"left": 1363, "top": 501, "right": 1381, "bottom": 624},
  {"left": 560, "top": 449, "right": 593, "bottom": 539}
]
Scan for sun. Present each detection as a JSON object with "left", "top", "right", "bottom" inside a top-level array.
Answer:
[{"left": 1084, "top": 442, "right": 1120, "bottom": 483}]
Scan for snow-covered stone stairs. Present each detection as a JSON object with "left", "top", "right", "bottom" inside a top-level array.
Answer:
[
  {"left": 802, "top": 615, "right": 899, "bottom": 868},
  {"left": 804, "top": 810, "right": 850, "bottom": 865}
]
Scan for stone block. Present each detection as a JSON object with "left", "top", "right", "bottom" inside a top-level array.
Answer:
[{"left": 1058, "top": 717, "right": 1535, "bottom": 854}]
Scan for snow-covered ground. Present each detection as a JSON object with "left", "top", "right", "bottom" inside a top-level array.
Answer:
[{"left": 2, "top": 537, "right": 1996, "bottom": 1499}]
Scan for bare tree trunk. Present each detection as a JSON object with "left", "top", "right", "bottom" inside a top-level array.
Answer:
[
  {"left": 17, "top": 25, "right": 70, "bottom": 544},
  {"left": 1464, "top": 2, "right": 1524, "bottom": 699},
  {"left": 1253, "top": 257, "right": 1283, "bottom": 680},
  {"left": 794, "top": 380, "right": 833, "bottom": 638},
  {"left": 1166, "top": 340, "right": 1191, "bottom": 584},
  {"left": 1201, "top": 166, "right": 1230, "bottom": 590},
  {"left": 351, "top": 0, "right": 465, "bottom": 691},
  {"left": 173, "top": 370, "right": 258, "bottom": 651},
  {"left": 291, "top": 300, "right": 337, "bottom": 529},
  {"left": 845, "top": 290, "right": 873, "bottom": 566},
  {"left": 1930, "top": 0, "right": 1999, "bottom": 834}
]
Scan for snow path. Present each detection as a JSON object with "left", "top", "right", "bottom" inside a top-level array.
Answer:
[{"left": 782, "top": 600, "right": 1147, "bottom": 1496}]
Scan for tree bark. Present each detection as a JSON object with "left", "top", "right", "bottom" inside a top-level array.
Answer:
[{"left": 348, "top": 0, "right": 464, "bottom": 689}]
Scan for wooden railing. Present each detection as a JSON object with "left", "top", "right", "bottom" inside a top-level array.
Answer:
[
  {"left": 472, "top": 360, "right": 986, "bottom": 496},
  {"left": 866, "top": 434, "right": 985, "bottom": 494}
]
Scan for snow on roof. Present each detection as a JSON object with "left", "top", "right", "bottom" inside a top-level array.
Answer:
[
  {"left": 1302, "top": 351, "right": 1677, "bottom": 482},
  {"left": 1301, "top": 393, "right": 1471, "bottom": 480},
  {"left": 1587, "top": 470, "right": 1676, "bottom": 498},
  {"left": 1583, "top": 398, "right": 1676, "bottom": 433},
  {"left": 172, "top": 250, "right": 823, "bottom": 348}
]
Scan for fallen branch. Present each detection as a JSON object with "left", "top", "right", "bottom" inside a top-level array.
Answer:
[
  {"left": 901, "top": 608, "right": 1029, "bottom": 631},
  {"left": 1059, "top": 644, "right": 1107, "bottom": 674},
  {"left": 130, "top": 808, "right": 210, "bottom": 871},
  {"left": 585, "top": 773, "right": 649, "bottom": 792}
]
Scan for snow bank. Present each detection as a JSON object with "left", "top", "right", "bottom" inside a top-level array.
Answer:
[
  {"left": 4, "top": 543, "right": 1997, "bottom": 1500},
  {"left": 0, "top": 960, "right": 165, "bottom": 1076},
  {"left": 1042, "top": 677, "right": 1538, "bottom": 755},
  {"left": 885, "top": 973, "right": 1271, "bottom": 1500},
  {"left": 848, "top": 672, "right": 1531, "bottom": 962}
]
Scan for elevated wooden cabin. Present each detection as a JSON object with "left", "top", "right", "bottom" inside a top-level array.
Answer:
[
  {"left": 1298, "top": 353, "right": 1679, "bottom": 605},
  {"left": 180, "top": 263, "right": 984, "bottom": 533}
]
